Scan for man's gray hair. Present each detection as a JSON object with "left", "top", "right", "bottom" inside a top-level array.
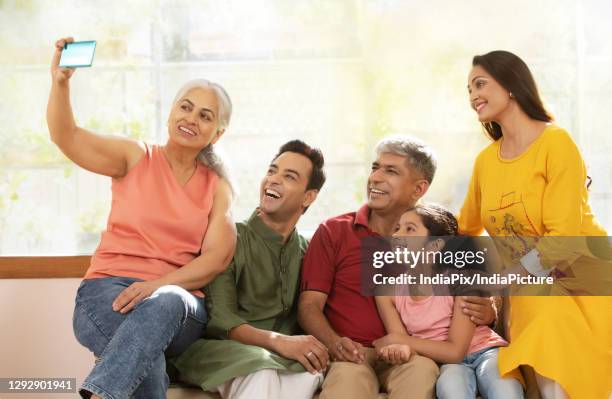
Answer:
[
  {"left": 375, "top": 135, "right": 437, "bottom": 183},
  {"left": 171, "top": 79, "right": 233, "bottom": 186}
]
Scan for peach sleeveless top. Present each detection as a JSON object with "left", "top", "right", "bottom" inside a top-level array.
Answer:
[{"left": 85, "top": 143, "right": 218, "bottom": 296}]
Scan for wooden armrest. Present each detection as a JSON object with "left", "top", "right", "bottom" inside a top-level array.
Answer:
[{"left": 0, "top": 256, "right": 91, "bottom": 278}]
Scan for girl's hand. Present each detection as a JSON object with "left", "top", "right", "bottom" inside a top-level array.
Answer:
[
  {"left": 372, "top": 332, "right": 408, "bottom": 349},
  {"left": 51, "top": 37, "right": 76, "bottom": 84},
  {"left": 112, "top": 280, "right": 164, "bottom": 314},
  {"left": 377, "top": 344, "right": 411, "bottom": 365}
]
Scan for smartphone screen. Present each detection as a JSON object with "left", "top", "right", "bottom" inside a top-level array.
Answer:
[{"left": 59, "top": 41, "right": 97, "bottom": 68}]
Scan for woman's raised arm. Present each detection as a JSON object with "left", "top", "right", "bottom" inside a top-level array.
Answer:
[{"left": 46, "top": 37, "right": 144, "bottom": 178}]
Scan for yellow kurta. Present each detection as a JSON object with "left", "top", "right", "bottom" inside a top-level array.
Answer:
[{"left": 458, "top": 124, "right": 612, "bottom": 399}]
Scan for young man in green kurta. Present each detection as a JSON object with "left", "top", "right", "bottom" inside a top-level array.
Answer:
[{"left": 171, "top": 140, "right": 327, "bottom": 399}]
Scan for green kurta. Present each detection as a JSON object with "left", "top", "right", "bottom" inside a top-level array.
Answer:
[{"left": 170, "top": 210, "right": 309, "bottom": 390}]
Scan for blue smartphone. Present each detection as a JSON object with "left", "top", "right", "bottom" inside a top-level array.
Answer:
[{"left": 59, "top": 40, "right": 97, "bottom": 68}]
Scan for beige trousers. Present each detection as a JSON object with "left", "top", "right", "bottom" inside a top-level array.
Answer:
[{"left": 319, "top": 348, "right": 439, "bottom": 399}]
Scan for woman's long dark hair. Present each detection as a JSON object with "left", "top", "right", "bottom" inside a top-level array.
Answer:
[{"left": 472, "top": 50, "right": 554, "bottom": 141}]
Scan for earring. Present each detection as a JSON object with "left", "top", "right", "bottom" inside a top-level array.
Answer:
[{"left": 509, "top": 92, "right": 514, "bottom": 98}]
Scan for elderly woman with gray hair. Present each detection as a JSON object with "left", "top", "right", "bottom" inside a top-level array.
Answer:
[{"left": 47, "top": 37, "right": 236, "bottom": 399}]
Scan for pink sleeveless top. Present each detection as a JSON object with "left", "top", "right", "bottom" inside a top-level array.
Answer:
[
  {"left": 86, "top": 143, "right": 218, "bottom": 296},
  {"left": 394, "top": 295, "right": 507, "bottom": 356}
]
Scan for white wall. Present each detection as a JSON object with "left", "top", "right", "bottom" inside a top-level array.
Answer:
[{"left": 0, "top": 278, "right": 93, "bottom": 398}]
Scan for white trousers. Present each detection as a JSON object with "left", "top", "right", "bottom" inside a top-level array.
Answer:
[
  {"left": 535, "top": 373, "right": 569, "bottom": 399},
  {"left": 212, "top": 369, "right": 323, "bottom": 399}
]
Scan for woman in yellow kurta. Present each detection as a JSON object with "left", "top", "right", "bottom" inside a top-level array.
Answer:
[{"left": 459, "top": 50, "right": 612, "bottom": 399}]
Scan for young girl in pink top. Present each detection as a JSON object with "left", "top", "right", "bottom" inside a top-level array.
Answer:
[{"left": 374, "top": 204, "right": 523, "bottom": 399}]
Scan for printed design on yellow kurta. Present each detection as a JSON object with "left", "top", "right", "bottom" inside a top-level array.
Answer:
[{"left": 487, "top": 195, "right": 539, "bottom": 267}]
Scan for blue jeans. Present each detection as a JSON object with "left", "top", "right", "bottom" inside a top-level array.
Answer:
[
  {"left": 436, "top": 347, "right": 524, "bottom": 399},
  {"left": 73, "top": 277, "right": 207, "bottom": 399}
]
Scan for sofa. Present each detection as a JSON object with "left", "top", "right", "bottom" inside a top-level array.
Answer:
[{"left": 0, "top": 256, "right": 538, "bottom": 399}]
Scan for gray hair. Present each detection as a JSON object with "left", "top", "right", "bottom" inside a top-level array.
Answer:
[
  {"left": 171, "top": 79, "right": 233, "bottom": 185},
  {"left": 375, "top": 135, "right": 437, "bottom": 183}
]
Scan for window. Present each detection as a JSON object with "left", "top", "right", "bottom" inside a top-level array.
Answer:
[{"left": 1, "top": 0, "right": 610, "bottom": 254}]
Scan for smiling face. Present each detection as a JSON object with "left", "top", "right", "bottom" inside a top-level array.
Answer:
[
  {"left": 259, "top": 151, "right": 317, "bottom": 219},
  {"left": 467, "top": 65, "right": 513, "bottom": 123},
  {"left": 167, "top": 87, "right": 224, "bottom": 150},
  {"left": 367, "top": 153, "right": 428, "bottom": 214},
  {"left": 392, "top": 210, "right": 430, "bottom": 252}
]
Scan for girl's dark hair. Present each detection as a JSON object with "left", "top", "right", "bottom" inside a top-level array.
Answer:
[
  {"left": 412, "top": 203, "right": 488, "bottom": 296},
  {"left": 412, "top": 203, "right": 458, "bottom": 237},
  {"left": 472, "top": 50, "right": 553, "bottom": 141}
]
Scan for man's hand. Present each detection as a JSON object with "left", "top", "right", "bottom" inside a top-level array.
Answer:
[
  {"left": 112, "top": 281, "right": 163, "bottom": 314},
  {"left": 328, "top": 336, "right": 366, "bottom": 364},
  {"left": 376, "top": 344, "right": 411, "bottom": 365},
  {"left": 458, "top": 296, "right": 496, "bottom": 325},
  {"left": 271, "top": 334, "right": 329, "bottom": 374}
]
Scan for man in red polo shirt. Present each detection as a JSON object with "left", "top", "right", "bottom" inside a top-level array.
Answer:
[{"left": 298, "top": 135, "right": 496, "bottom": 399}]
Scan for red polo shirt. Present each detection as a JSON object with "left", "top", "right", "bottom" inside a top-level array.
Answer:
[{"left": 301, "top": 204, "right": 386, "bottom": 347}]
